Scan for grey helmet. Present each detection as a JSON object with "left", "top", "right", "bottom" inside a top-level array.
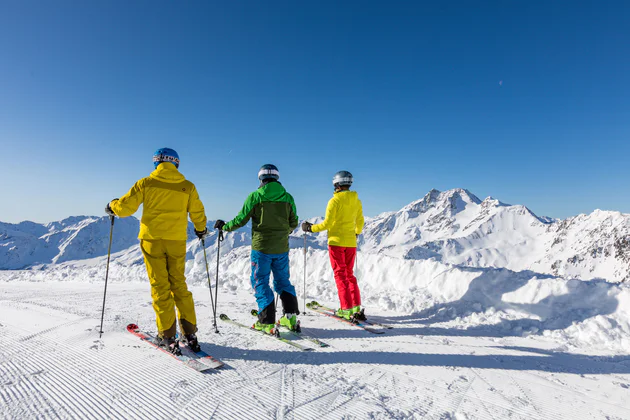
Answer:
[
  {"left": 258, "top": 164, "right": 280, "bottom": 181},
  {"left": 332, "top": 170, "right": 353, "bottom": 187}
]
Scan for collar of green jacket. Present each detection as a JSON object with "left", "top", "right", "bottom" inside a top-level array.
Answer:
[
  {"left": 257, "top": 181, "right": 287, "bottom": 201},
  {"left": 150, "top": 162, "right": 185, "bottom": 183}
]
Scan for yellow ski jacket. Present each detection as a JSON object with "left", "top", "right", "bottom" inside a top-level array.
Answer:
[
  {"left": 109, "top": 163, "right": 207, "bottom": 240},
  {"left": 311, "top": 190, "right": 364, "bottom": 247}
]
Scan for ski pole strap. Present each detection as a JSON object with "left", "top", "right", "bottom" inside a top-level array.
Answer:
[{"left": 218, "top": 230, "right": 224, "bottom": 241}]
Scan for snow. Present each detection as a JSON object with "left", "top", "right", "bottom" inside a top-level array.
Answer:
[
  {"left": 12, "top": 247, "right": 630, "bottom": 354},
  {"left": 2, "top": 188, "right": 630, "bottom": 418},
  {"left": 1, "top": 281, "right": 630, "bottom": 419},
  {"left": 359, "top": 189, "right": 630, "bottom": 283},
  {"left": 0, "top": 216, "right": 141, "bottom": 269}
]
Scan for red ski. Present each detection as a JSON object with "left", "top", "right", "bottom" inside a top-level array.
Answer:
[{"left": 126, "top": 324, "right": 224, "bottom": 371}]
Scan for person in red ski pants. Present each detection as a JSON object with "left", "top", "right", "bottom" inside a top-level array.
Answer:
[{"left": 302, "top": 170, "right": 366, "bottom": 320}]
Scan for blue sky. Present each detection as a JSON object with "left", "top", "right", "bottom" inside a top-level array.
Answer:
[{"left": 1, "top": 1, "right": 629, "bottom": 224}]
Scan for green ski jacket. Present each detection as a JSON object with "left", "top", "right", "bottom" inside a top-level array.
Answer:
[{"left": 223, "top": 181, "right": 298, "bottom": 254}]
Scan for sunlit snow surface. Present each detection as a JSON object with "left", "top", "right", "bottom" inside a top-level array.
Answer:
[
  {"left": 2, "top": 188, "right": 630, "bottom": 418},
  {"left": 1, "top": 281, "right": 629, "bottom": 419}
]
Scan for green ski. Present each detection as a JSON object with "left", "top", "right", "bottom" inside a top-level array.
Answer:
[
  {"left": 219, "top": 314, "right": 314, "bottom": 351},
  {"left": 250, "top": 309, "right": 330, "bottom": 348}
]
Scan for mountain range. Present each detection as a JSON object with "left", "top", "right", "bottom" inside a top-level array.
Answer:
[{"left": 2, "top": 188, "right": 629, "bottom": 282}]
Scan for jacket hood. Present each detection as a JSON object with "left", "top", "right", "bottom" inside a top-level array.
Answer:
[
  {"left": 150, "top": 162, "right": 186, "bottom": 183},
  {"left": 258, "top": 181, "right": 287, "bottom": 200}
]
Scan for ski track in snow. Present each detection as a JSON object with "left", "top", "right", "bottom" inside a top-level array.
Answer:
[{"left": 1, "top": 282, "right": 630, "bottom": 419}]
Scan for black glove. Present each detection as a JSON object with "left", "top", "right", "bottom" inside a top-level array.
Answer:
[
  {"left": 105, "top": 199, "right": 117, "bottom": 217},
  {"left": 302, "top": 221, "right": 313, "bottom": 232},
  {"left": 195, "top": 227, "right": 209, "bottom": 239},
  {"left": 214, "top": 220, "right": 226, "bottom": 230}
]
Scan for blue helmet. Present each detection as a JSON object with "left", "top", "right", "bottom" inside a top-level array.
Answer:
[
  {"left": 153, "top": 148, "right": 180, "bottom": 169},
  {"left": 258, "top": 164, "right": 280, "bottom": 181}
]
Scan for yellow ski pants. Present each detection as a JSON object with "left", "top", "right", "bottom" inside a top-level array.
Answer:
[{"left": 140, "top": 239, "right": 197, "bottom": 338}]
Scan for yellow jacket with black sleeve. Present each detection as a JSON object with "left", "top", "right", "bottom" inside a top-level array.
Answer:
[
  {"left": 311, "top": 190, "right": 364, "bottom": 247},
  {"left": 109, "top": 162, "right": 207, "bottom": 240}
]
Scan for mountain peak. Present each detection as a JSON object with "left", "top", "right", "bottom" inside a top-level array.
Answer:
[
  {"left": 445, "top": 188, "right": 482, "bottom": 204},
  {"left": 403, "top": 188, "right": 481, "bottom": 214},
  {"left": 402, "top": 189, "right": 441, "bottom": 213},
  {"left": 481, "top": 196, "right": 508, "bottom": 208},
  {"left": 424, "top": 188, "right": 442, "bottom": 203}
]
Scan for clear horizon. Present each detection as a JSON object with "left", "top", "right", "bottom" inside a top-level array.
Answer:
[{"left": 2, "top": 186, "right": 621, "bottom": 225}]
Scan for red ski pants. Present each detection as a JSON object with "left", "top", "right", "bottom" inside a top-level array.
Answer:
[{"left": 329, "top": 245, "right": 361, "bottom": 310}]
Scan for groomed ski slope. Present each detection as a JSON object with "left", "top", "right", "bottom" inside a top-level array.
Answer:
[{"left": 1, "top": 278, "right": 630, "bottom": 419}]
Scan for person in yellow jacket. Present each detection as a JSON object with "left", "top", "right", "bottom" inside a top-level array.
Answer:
[
  {"left": 301, "top": 170, "right": 365, "bottom": 321},
  {"left": 105, "top": 148, "right": 208, "bottom": 355}
]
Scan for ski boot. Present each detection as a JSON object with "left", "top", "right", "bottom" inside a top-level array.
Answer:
[
  {"left": 182, "top": 333, "right": 201, "bottom": 352},
  {"left": 335, "top": 308, "right": 354, "bottom": 321},
  {"left": 351, "top": 306, "right": 367, "bottom": 321},
  {"left": 278, "top": 313, "right": 301, "bottom": 333},
  {"left": 252, "top": 321, "right": 277, "bottom": 336},
  {"left": 156, "top": 336, "right": 182, "bottom": 356}
]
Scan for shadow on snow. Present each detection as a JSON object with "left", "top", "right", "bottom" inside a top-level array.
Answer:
[{"left": 203, "top": 342, "right": 630, "bottom": 375}]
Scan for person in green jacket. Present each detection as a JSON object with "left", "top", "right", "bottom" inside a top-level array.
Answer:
[{"left": 214, "top": 164, "right": 300, "bottom": 334}]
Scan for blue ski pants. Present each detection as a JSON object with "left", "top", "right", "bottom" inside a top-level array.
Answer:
[{"left": 250, "top": 250, "right": 296, "bottom": 312}]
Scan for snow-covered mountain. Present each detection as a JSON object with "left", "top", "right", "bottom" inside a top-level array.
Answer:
[
  {"left": 0, "top": 215, "right": 255, "bottom": 270},
  {"left": 0, "top": 217, "right": 140, "bottom": 269},
  {"left": 2, "top": 188, "right": 630, "bottom": 282},
  {"left": 360, "top": 188, "right": 630, "bottom": 283}
]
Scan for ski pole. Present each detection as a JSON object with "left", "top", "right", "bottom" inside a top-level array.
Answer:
[
  {"left": 201, "top": 238, "right": 216, "bottom": 330},
  {"left": 99, "top": 216, "right": 115, "bottom": 339},
  {"left": 202, "top": 231, "right": 222, "bottom": 333},
  {"left": 303, "top": 233, "right": 307, "bottom": 314},
  {"left": 355, "top": 236, "right": 359, "bottom": 274},
  {"left": 213, "top": 228, "right": 223, "bottom": 332}
]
